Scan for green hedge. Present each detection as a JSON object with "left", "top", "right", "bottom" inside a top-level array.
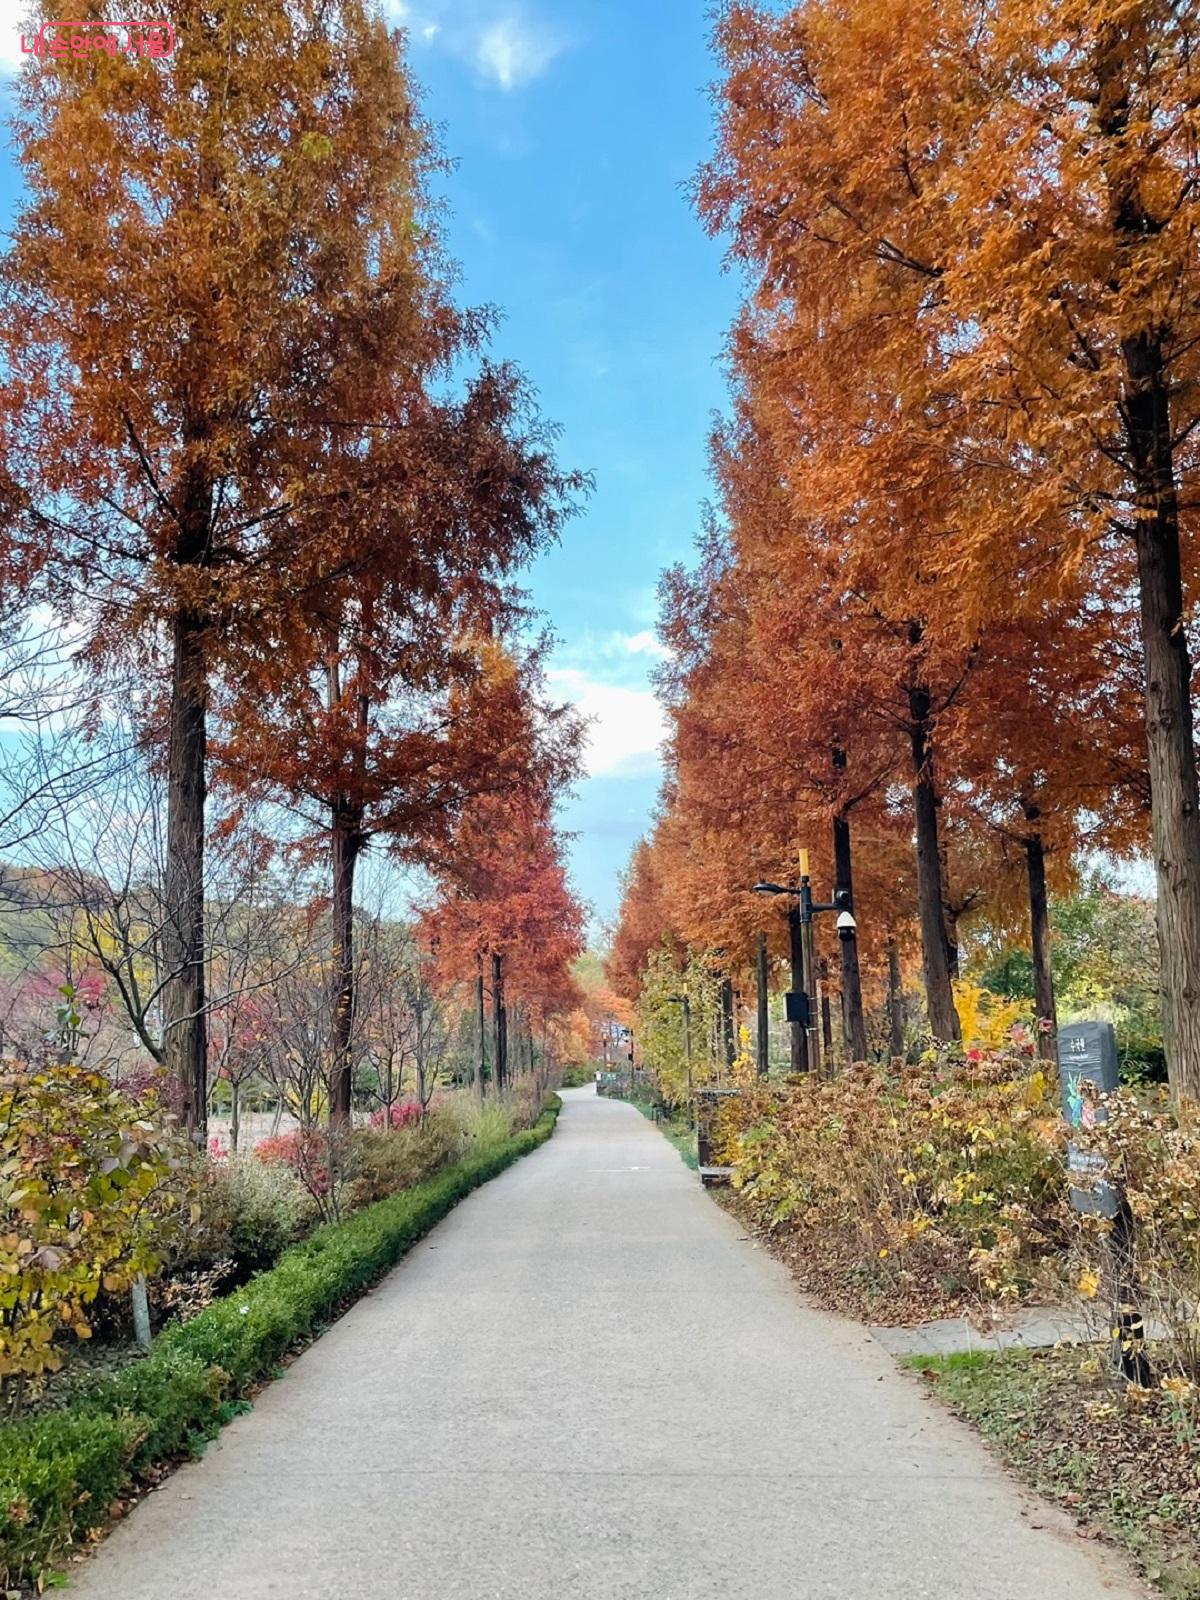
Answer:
[{"left": 0, "top": 1098, "right": 561, "bottom": 1588}]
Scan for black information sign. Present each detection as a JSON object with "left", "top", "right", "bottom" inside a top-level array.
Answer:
[{"left": 1057, "top": 1021, "right": 1120, "bottom": 1219}]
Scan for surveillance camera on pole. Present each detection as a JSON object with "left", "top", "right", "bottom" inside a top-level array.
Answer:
[{"left": 748, "top": 868, "right": 864, "bottom": 1063}]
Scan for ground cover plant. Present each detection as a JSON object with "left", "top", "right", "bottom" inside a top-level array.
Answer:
[{"left": 908, "top": 1348, "right": 1200, "bottom": 1599}]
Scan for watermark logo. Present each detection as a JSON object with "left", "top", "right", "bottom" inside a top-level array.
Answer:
[{"left": 20, "top": 20, "right": 177, "bottom": 59}]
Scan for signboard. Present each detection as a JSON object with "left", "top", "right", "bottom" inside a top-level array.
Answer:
[
  {"left": 784, "top": 990, "right": 810, "bottom": 1026},
  {"left": 1058, "top": 1021, "right": 1120, "bottom": 1219}
]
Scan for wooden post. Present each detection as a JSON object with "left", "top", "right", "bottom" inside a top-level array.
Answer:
[{"left": 1108, "top": 1199, "right": 1152, "bottom": 1386}]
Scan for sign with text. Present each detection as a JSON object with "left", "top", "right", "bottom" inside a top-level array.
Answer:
[{"left": 1058, "top": 1021, "right": 1120, "bottom": 1219}]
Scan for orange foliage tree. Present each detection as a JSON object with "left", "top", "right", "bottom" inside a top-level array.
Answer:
[
  {"left": 696, "top": 0, "right": 1200, "bottom": 1100},
  {"left": 0, "top": 0, "right": 486, "bottom": 1132},
  {"left": 421, "top": 782, "right": 587, "bottom": 1092}
]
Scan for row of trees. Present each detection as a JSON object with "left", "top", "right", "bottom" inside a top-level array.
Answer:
[
  {"left": 612, "top": 0, "right": 1199, "bottom": 1104},
  {"left": 0, "top": 0, "right": 589, "bottom": 1130}
]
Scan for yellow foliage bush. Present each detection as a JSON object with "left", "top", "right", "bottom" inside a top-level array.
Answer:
[
  {"left": 1071, "top": 1086, "right": 1200, "bottom": 1399},
  {"left": 0, "top": 1061, "right": 183, "bottom": 1409},
  {"left": 714, "top": 1045, "right": 1069, "bottom": 1316},
  {"left": 952, "top": 979, "right": 1032, "bottom": 1053}
]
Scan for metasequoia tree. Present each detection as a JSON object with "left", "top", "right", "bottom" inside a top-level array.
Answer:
[
  {"left": 699, "top": 0, "right": 1200, "bottom": 1101},
  {"left": 659, "top": 405, "right": 984, "bottom": 1043},
  {"left": 223, "top": 626, "right": 581, "bottom": 1122},
  {"left": 608, "top": 838, "right": 679, "bottom": 1006},
  {"left": 942, "top": 602, "right": 1149, "bottom": 1054},
  {"left": 0, "top": 0, "right": 475, "bottom": 1135},
  {"left": 423, "top": 778, "right": 586, "bottom": 1092}
]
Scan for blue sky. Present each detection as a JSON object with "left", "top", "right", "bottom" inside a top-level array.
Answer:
[{"left": 0, "top": 0, "right": 738, "bottom": 931}]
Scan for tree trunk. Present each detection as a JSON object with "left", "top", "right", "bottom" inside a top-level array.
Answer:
[
  {"left": 887, "top": 940, "right": 905, "bottom": 1060},
  {"left": 162, "top": 609, "right": 209, "bottom": 1140},
  {"left": 492, "top": 951, "right": 506, "bottom": 1091},
  {"left": 475, "top": 959, "right": 487, "bottom": 1097},
  {"left": 787, "top": 902, "right": 809, "bottom": 1072},
  {"left": 230, "top": 1079, "right": 240, "bottom": 1153},
  {"left": 832, "top": 805, "right": 868, "bottom": 1064},
  {"left": 1098, "top": 38, "right": 1200, "bottom": 1105},
  {"left": 327, "top": 648, "right": 369, "bottom": 1130},
  {"left": 720, "top": 976, "right": 735, "bottom": 1072},
  {"left": 1023, "top": 823, "right": 1057, "bottom": 1060},
  {"left": 755, "top": 931, "right": 770, "bottom": 1077},
  {"left": 943, "top": 900, "right": 961, "bottom": 980},
  {"left": 329, "top": 805, "right": 361, "bottom": 1127},
  {"left": 908, "top": 676, "right": 962, "bottom": 1042},
  {"left": 1126, "top": 336, "right": 1200, "bottom": 1104}
]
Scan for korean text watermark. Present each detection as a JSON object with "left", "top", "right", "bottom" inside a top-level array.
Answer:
[{"left": 20, "top": 20, "right": 177, "bottom": 59}]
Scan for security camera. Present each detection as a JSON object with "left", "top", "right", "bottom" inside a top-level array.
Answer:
[{"left": 836, "top": 909, "right": 857, "bottom": 937}]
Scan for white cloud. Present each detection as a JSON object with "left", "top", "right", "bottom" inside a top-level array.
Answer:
[
  {"left": 0, "top": 0, "right": 36, "bottom": 74},
  {"left": 473, "top": 14, "right": 562, "bottom": 90},
  {"left": 547, "top": 667, "right": 667, "bottom": 780},
  {"left": 383, "top": 1, "right": 566, "bottom": 91},
  {"left": 620, "top": 629, "right": 670, "bottom": 662}
]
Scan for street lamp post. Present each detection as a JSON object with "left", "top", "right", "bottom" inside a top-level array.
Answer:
[
  {"left": 786, "top": 900, "right": 809, "bottom": 1073},
  {"left": 753, "top": 858, "right": 858, "bottom": 1078}
]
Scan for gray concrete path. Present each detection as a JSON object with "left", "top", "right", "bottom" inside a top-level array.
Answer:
[
  {"left": 871, "top": 1303, "right": 1172, "bottom": 1359},
  {"left": 69, "top": 1089, "right": 1148, "bottom": 1599},
  {"left": 871, "top": 1306, "right": 1101, "bottom": 1358}
]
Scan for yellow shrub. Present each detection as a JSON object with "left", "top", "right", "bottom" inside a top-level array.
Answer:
[
  {"left": 715, "top": 1046, "right": 1068, "bottom": 1316},
  {"left": 952, "top": 980, "right": 1031, "bottom": 1052}
]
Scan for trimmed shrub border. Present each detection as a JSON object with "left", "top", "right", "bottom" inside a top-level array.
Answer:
[{"left": 0, "top": 1096, "right": 562, "bottom": 1588}]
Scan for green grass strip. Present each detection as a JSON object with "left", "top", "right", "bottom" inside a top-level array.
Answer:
[
  {"left": 0, "top": 1097, "right": 561, "bottom": 1589},
  {"left": 627, "top": 1097, "right": 699, "bottom": 1169},
  {"left": 906, "top": 1348, "right": 1200, "bottom": 1598}
]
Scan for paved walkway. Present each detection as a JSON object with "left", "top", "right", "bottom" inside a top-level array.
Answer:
[
  {"left": 871, "top": 1306, "right": 1104, "bottom": 1358},
  {"left": 70, "top": 1089, "right": 1147, "bottom": 1600}
]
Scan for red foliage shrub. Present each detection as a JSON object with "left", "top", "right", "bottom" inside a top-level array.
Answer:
[
  {"left": 254, "top": 1129, "right": 331, "bottom": 1196},
  {"left": 369, "top": 1100, "right": 423, "bottom": 1132}
]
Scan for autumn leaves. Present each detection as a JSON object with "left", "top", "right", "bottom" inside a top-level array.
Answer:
[
  {"left": 616, "top": 0, "right": 1200, "bottom": 1102},
  {"left": 0, "top": 1, "right": 587, "bottom": 1126}
]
